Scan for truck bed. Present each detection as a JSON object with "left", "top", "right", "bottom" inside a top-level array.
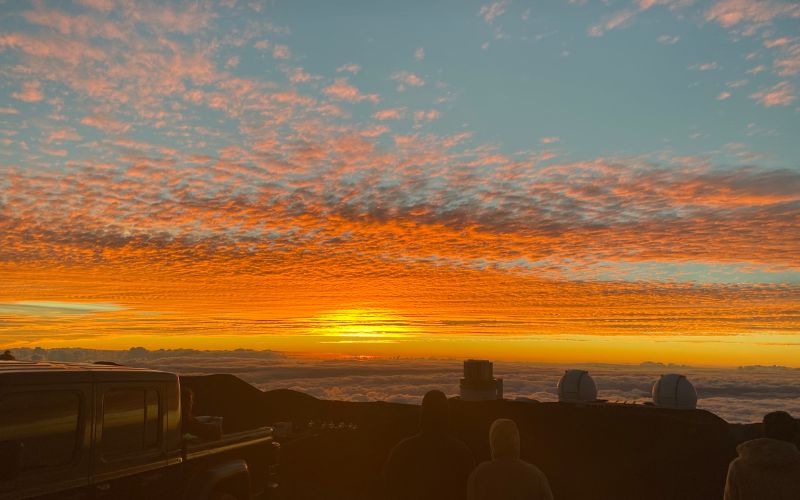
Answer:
[{"left": 185, "top": 427, "right": 274, "bottom": 460}]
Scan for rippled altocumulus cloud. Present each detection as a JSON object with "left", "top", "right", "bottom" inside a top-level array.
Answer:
[{"left": 2, "top": 2, "right": 799, "bottom": 285}]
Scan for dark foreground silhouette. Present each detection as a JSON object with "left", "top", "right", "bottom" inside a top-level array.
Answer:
[
  {"left": 724, "top": 411, "right": 800, "bottom": 500},
  {"left": 468, "top": 418, "right": 553, "bottom": 500},
  {"left": 382, "top": 390, "right": 474, "bottom": 500},
  {"left": 183, "top": 374, "right": 798, "bottom": 500}
]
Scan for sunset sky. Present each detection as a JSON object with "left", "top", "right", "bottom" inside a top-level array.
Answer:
[{"left": 1, "top": 0, "right": 799, "bottom": 367}]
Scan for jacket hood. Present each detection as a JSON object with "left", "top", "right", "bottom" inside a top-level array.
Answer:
[
  {"left": 737, "top": 438, "right": 800, "bottom": 470},
  {"left": 490, "top": 418, "right": 520, "bottom": 460}
]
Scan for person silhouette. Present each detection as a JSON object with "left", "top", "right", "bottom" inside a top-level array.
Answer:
[
  {"left": 724, "top": 411, "right": 800, "bottom": 500},
  {"left": 0, "top": 350, "right": 15, "bottom": 361},
  {"left": 180, "top": 386, "right": 222, "bottom": 441},
  {"left": 467, "top": 418, "right": 553, "bottom": 500},
  {"left": 382, "top": 390, "right": 475, "bottom": 500}
]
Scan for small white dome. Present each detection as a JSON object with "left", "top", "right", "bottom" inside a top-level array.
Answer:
[
  {"left": 557, "top": 369, "right": 598, "bottom": 402},
  {"left": 652, "top": 374, "right": 697, "bottom": 409}
]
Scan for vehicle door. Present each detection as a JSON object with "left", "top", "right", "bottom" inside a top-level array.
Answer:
[
  {"left": 91, "top": 382, "right": 169, "bottom": 499},
  {"left": 0, "top": 384, "right": 92, "bottom": 500}
]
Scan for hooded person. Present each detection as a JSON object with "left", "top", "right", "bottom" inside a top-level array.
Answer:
[
  {"left": 724, "top": 411, "right": 800, "bottom": 500},
  {"left": 467, "top": 419, "right": 553, "bottom": 500},
  {"left": 382, "top": 390, "right": 475, "bottom": 500}
]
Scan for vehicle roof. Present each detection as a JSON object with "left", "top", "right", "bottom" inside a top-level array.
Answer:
[{"left": 0, "top": 360, "right": 177, "bottom": 385}]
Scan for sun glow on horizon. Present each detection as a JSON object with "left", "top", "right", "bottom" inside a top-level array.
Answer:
[{"left": 308, "top": 308, "right": 418, "bottom": 343}]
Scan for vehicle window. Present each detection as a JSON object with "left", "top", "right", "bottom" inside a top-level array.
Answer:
[
  {"left": 102, "top": 388, "right": 160, "bottom": 458},
  {"left": 0, "top": 391, "right": 80, "bottom": 469}
]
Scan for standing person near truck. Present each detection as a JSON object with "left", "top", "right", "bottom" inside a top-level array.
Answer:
[
  {"left": 467, "top": 418, "right": 553, "bottom": 500},
  {"left": 724, "top": 411, "right": 800, "bottom": 500},
  {"left": 382, "top": 390, "right": 475, "bottom": 500},
  {"left": 181, "top": 386, "right": 222, "bottom": 441}
]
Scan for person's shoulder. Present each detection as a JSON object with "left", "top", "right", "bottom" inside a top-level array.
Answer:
[
  {"left": 388, "top": 433, "right": 424, "bottom": 456},
  {"left": 471, "top": 459, "right": 548, "bottom": 484},
  {"left": 511, "top": 460, "right": 549, "bottom": 483},
  {"left": 384, "top": 435, "right": 420, "bottom": 473},
  {"left": 471, "top": 460, "right": 494, "bottom": 472},
  {"left": 469, "top": 459, "right": 499, "bottom": 477},
  {"left": 468, "top": 459, "right": 500, "bottom": 489},
  {"left": 727, "top": 454, "right": 744, "bottom": 468}
]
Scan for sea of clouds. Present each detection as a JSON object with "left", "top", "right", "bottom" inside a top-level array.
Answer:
[{"left": 11, "top": 347, "right": 800, "bottom": 424}]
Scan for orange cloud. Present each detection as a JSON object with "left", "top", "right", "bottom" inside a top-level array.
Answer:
[
  {"left": 75, "top": 0, "right": 113, "bottom": 12},
  {"left": 323, "top": 78, "right": 380, "bottom": 103},
  {"left": 12, "top": 80, "right": 44, "bottom": 102},
  {"left": 374, "top": 108, "right": 407, "bottom": 120},
  {"left": 391, "top": 71, "right": 425, "bottom": 89},
  {"left": 705, "top": 0, "right": 800, "bottom": 29},
  {"left": 80, "top": 115, "right": 131, "bottom": 133},
  {"left": 750, "top": 81, "right": 796, "bottom": 107}
]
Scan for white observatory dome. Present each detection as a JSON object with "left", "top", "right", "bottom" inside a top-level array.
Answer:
[
  {"left": 557, "top": 369, "right": 598, "bottom": 403},
  {"left": 652, "top": 374, "right": 697, "bottom": 409}
]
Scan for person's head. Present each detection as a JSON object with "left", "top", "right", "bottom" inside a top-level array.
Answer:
[
  {"left": 420, "top": 390, "right": 449, "bottom": 433},
  {"left": 763, "top": 411, "right": 797, "bottom": 442},
  {"left": 490, "top": 418, "right": 521, "bottom": 460},
  {"left": 181, "top": 387, "right": 195, "bottom": 417}
]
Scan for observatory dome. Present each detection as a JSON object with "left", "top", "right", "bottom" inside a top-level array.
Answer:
[
  {"left": 652, "top": 374, "right": 697, "bottom": 409},
  {"left": 557, "top": 369, "right": 597, "bottom": 403}
]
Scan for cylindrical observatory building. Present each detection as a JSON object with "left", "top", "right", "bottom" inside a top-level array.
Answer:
[{"left": 459, "top": 359, "right": 504, "bottom": 401}]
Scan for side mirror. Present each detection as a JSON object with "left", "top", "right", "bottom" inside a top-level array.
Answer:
[{"left": 0, "top": 441, "right": 23, "bottom": 481}]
